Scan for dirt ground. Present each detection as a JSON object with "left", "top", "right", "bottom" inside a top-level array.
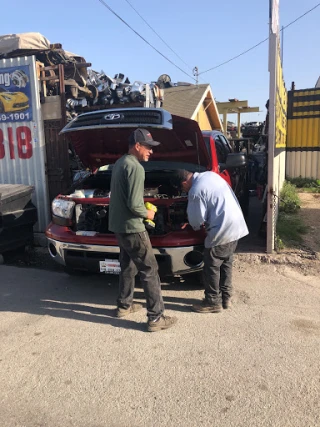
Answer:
[
  {"left": 261, "top": 191, "right": 320, "bottom": 278},
  {"left": 298, "top": 192, "right": 320, "bottom": 253},
  {"left": 1, "top": 258, "right": 320, "bottom": 427},
  {"left": 236, "top": 191, "right": 320, "bottom": 278},
  {"left": 1, "top": 194, "right": 320, "bottom": 427}
]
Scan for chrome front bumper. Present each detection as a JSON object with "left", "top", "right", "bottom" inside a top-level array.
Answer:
[{"left": 47, "top": 238, "right": 204, "bottom": 276}]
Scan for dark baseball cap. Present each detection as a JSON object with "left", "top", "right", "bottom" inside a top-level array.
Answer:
[{"left": 129, "top": 128, "right": 161, "bottom": 147}]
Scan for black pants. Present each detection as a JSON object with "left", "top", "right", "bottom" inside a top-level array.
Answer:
[
  {"left": 115, "top": 231, "right": 164, "bottom": 321},
  {"left": 203, "top": 240, "right": 238, "bottom": 306}
]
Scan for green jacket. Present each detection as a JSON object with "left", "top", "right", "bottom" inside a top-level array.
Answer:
[{"left": 109, "top": 154, "right": 148, "bottom": 233}]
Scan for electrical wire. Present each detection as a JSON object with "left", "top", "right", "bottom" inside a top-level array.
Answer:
[
  {"left": 96, "top": 0, "right": 196, "bottom": 81},
  {"left": 199, "top": 2, "right": 320, "bottom": 75},
  {"left": 123, "top": 0, "right": 205, "bottom": 83},
  {"left": 123, "top": 0, "right": 193, "bottom": 71},
  {"left": 199, "top": 37, "right": 269, "bottom": 76}
]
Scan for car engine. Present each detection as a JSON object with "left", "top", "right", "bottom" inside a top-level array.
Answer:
[
  {"left": 76, "top": 204, "right": 110, "bottom": 233},
  {"left": 67, "top": 166, "right": 190, "bottom": 236},
  {"left": 71, "top": 185, "right": 188, "bottom": 235}
]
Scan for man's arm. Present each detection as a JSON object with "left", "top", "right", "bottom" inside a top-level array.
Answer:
[
  {"left": 187, "top": 195, "right": 206, "bottom": 231},
  {"left": 126, "top": 165, "right": 148, "bottom": 218}
]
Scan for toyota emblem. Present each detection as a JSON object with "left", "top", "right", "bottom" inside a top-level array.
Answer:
[{"left": 104, "top": 113, "right": 122, "bottom": 120}]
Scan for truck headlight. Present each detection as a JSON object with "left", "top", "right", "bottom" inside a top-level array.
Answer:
[{"left": 52, "top": 199, "right": 75, "bottom": 218}]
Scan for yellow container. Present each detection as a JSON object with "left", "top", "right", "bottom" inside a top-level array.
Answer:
[
  {"left": 144, "top": 219, "right": 156, "bottom": 229},
  {"left": 145, "top": 202, "right": 157, "bottom": 213},
  {"left": 144, "top": 202, "right": 157, "bottom": 229}
]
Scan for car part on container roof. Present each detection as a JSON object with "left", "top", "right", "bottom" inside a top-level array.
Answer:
[
  {"left": 87, "top": 85, "right": 99, "bottom": 103},
  {"left": 157, "top": 74, "right": 171, "bottom": 89},
  {"left": 0, "top": 32, "right": 195, "bottom": 121},
  {"left": 66, "top": 98, "right": 88, "bottom": 109}
]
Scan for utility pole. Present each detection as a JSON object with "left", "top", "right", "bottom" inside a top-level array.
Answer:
[
  {"left": 193, "top": 66, "right": 199, "bottom": 85},
  {"left": 281, "top": 25, "right": 284, "bottom": 65}
]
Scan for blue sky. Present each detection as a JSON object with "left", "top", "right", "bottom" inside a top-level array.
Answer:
[{"left": 2, "top": 0, "right": 320, "bottom": 123}]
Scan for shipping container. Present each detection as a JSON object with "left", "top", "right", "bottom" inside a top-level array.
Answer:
[
  {"left": 286, "top": 88, "right": 320, "bottom": 179},
  {"left": 0, "top": 56, "right": 50, "bottom": 231}
]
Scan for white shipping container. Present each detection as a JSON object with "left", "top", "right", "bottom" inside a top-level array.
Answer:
[
  {"left": 286, "top": 151, "right": 320, "bottom": 180},
  {"left": 0, "top": 56, "right": 50, "bottom": 232}
]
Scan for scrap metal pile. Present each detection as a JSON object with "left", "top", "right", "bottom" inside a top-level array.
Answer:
[
  {"left": 65, "top": 70, "right": 182, "bottom": 121},
  {"left": 0, "top": 32, "right": 191, "bottom": 121},
  {"left": 66, "top": 70, "right": 174, "bottom": 122}
]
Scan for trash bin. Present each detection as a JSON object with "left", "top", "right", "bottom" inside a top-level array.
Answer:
[{"left": 0, "top": 184, "right": 38, "bottom": 254}]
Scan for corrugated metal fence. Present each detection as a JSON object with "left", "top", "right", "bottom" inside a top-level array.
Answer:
[
  {"left": 44, "top": 118, "right": 71, "bottom": 202},
  {"left": 286, "top": 88, "right": 320, "bottom": 179},
  {"left": 0, "top": 56, "right": 50, "bottom": 231}
]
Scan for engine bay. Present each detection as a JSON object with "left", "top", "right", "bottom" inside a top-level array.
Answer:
[
  {"left": 66, "top": 170, "right": 189, "bottom": 235},
  {"left": 74, "top": 199, "right": 188, "bottom": 235}
]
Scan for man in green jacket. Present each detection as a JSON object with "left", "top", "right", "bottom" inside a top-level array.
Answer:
[{"left": 109, "top": 128, "right": 177, "bottom": 332}]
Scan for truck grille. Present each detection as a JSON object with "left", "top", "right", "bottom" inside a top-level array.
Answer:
[{"left": 68, "top": 109, "right": 163, "bottom": 129}]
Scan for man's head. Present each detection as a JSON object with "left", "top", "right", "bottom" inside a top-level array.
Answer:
[
  {"left": 128, "top": 128, "right": 160, "bottom": 162},
  {"left": 172, "top": 169, "right": 194, "bottom": 193}
]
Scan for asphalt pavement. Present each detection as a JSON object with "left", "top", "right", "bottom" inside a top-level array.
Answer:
[{"left": 0, "top": 262, "right": 320, "bottom": 427}]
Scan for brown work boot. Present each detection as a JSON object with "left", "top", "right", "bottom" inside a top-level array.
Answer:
[
  {"left": 222, "top": 299, "right": 232, "bottom": 310},
  {"left": 116, "top": 303, "right": 143, "bottom": 318},
  {"left": 192, "top": 299, "right": 222, "bottom": 313},
  {"left": 147, "top": 315, "right": 177, "bottom": 332}
]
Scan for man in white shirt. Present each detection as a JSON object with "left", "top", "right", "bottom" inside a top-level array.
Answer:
[{"left": 174, "top": 169, "right": 249, "bottom": 312}]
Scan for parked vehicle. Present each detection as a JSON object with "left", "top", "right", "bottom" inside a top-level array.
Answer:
[
  {"left": 241, "top": 121, "right": 263, "bottom": 137},
  {"left": 202, "top": 131, "right": 249, "bottom": 216},
  {"left": 46, "top": 108, "right": 247, "bottom": 277}
]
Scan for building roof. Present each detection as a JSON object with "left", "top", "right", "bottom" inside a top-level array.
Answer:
[
  {"left": 162, "top": 83, "right": 222, "bottom": 130},
  {"left": 162, "top": 84, "right": 209, "bottom": 118}
]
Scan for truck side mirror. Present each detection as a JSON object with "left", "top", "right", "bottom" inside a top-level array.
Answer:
[{"left": 225, "top": 153, "right": 247, "bottom": 169}]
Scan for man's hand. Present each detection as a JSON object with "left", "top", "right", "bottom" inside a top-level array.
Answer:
[{"left": 146, "top": 209, "right": 155, "bottom": 220}]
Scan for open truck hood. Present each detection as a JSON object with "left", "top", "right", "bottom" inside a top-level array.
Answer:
[{"left": 60, "top": 108, "right": 210, "bottom": 170}]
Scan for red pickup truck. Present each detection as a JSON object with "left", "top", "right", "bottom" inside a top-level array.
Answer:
[{"left": 46, "top": 108, "right": 247, "bottom": 277}]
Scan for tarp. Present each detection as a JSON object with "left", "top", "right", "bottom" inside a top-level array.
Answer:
[{"left": 0, "top": 33, "right": 50, "bottom": 56}]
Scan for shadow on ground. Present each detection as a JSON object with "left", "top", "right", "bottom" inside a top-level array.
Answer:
[
  {"left": 237, "top": 195, "right": 266, "bottom": 253},
  {"left": 0, "top": 197, "right": 267, "bottom": 331},
  {"left": 0, "top": 267, "right": 202, "bottom": 332}
]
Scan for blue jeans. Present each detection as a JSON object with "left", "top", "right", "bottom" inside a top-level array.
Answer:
[{"left": 203, "top": 240, "right": 238, "bottom": 306}]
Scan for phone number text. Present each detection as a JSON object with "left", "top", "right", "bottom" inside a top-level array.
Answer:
[{"left": 0, "top": 112, "right": 31, "bottom": 122}]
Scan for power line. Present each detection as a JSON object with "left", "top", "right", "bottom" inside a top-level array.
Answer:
[
  {"left": 96, "top": 0, "right": 196, "bottom": 81},
  {"left": 199, "top": 37, "right": 269, "bottom": 76},
  {"left": 123, "top": 0, "right": 193, "bottom": 71},
  {"left": 283, "top": 1, "right": 320, "bottom": 30},
  {"left": 121, "top": 0, "right": 203, "bottom": 84},
  {"left": 199, "top": 2, "right": 320, "bottom": 76}
]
